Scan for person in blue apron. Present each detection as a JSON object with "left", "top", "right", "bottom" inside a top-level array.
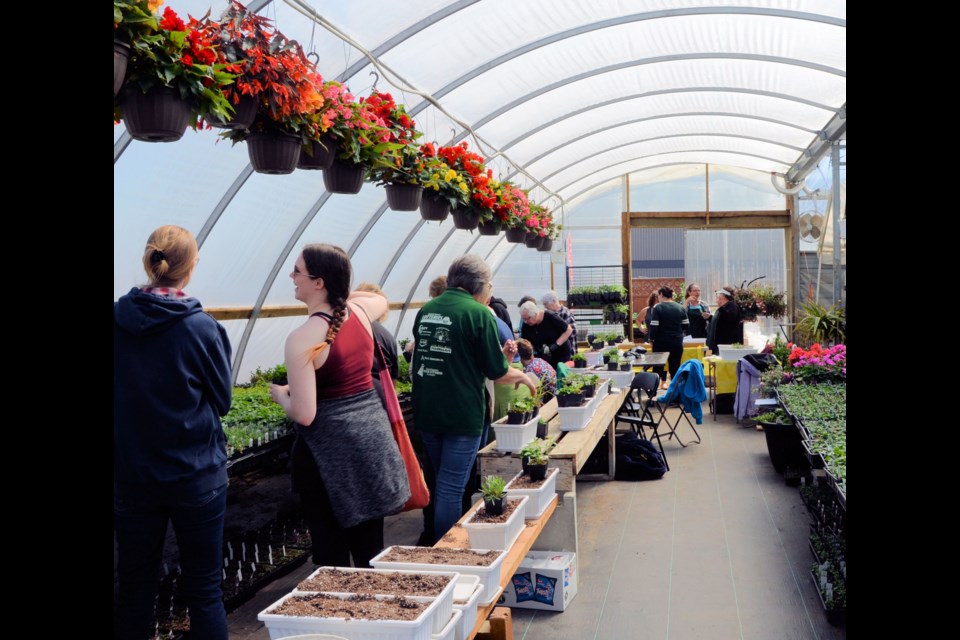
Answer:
[{"left": 683, "top": 283, "right": 711, "bottom": 338}]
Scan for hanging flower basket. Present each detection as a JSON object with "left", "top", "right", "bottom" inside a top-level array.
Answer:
[
  {"left": 451, "top": 206, "right": 481, "bottom": 230},
  {"left": 385, "top": 183, "right": 424, "bottom": 211},
  {"left": 114, "top": 40, "right": 131, "bottom": 98},
  {"left": 419, "top": 192, "right": 451, "bottom": 222},
  {"left": 505, "top": 227, "right": 527, "bottom": 243},
  {"left": 119, "top": 86, "right": 194, "bottom": 143},
  {"left": 524, "top": 232, "right": 543, "bottom": 248},
  {"left": 477, "top": 219, "right": 502, "bottom": 236},
  {"left": 246, "top": 130, "right": 301, "bottom": 174},
  {"left": 323, "top": 158, "right": 367, "bottom": 194},
  {"left": 206, "top": 94, "right": 258, "bottom": 130},
  {"left": 297, "top": 134, "right": 336, "bottom": 171},
  {"left": 538, "top": 238, "right": 554, "bottom": 251}
]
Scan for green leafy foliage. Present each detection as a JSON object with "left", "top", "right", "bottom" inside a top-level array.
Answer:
[
  {"left": 795, "top": 301, "right": 846, "bottom": 346},
  {"left": 480, "top": 475, "right": 507, "bottom": 500}
]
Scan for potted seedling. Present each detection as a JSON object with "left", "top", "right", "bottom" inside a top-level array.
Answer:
[
  {"left": 607, "top": 352, "right": 620, "bottom": 371},
  {"left": 480, "top": 475, "right": 507, "bottom": 516},
  {"left": 619, "top": 354, "right": 633, "bottom": 371},
  {"left": 571, "top": 352, "right": 587, "bottom": 368},
  {"left": 525, "top": 449, "right": 549, "bottom": 481},
  {"left": 603, "top": 331, "right": 619, "bottom": 346},
  {"left": 582, "top": 373, "right": 600, "bottom": 398},
  {"left": 536, "top": 417, "right": 549, "bottom": 439},
  {"left": 506, "top": 396, "right": 535, "bottom": 424},
  {"left": 603, "top": 346, "right": 619, "bottom": 364},
  {"left": 556, "top": 378, "right": 585, "bottom": 407}
]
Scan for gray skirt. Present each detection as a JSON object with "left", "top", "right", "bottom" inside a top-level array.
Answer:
[{"left": 292, "top": 388, "right": 410, "bottom": 529}]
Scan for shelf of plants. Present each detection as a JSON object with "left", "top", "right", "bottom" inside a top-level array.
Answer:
[
  {"left": 149, "top": 511, "right": 312, "bottom": 638},
  {"left": 565, "top": 265, "right": 630, "bottom": 339},
  {"left": 770, "top": 344, "right": 845, "bottom": 627}
]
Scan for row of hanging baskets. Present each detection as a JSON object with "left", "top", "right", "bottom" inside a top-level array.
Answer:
[{"left": 114, "top": 1, "right": 561, "bottom": 244}]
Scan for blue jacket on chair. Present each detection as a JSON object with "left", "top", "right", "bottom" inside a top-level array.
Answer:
[{"left": 657, "top": 359, "right": 707, "bottom": 424}]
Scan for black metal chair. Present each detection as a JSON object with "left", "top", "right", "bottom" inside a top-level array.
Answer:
[
  {"left": 615, "top": 371, "right": 671, "bottom": 470},
  {"left": 654, "top": 361, "right": 704, "bottom": 448}
]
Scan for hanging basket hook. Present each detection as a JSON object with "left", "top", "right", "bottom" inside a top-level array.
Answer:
[
  {"left": 369, "top": 69, "right": 380, "bottom": 90},
  {"left": 307, "top": 51, "right": 320, "bottom": 65}
]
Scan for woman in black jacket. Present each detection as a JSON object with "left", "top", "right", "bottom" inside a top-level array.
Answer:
[
  {"left": 706, "top": 288, "right": 744, "bottom": 355},
  {"left": 114, "top": 225, "right": 233, "bottom": 640}
]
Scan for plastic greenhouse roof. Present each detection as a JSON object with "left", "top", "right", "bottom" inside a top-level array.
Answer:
[{"left": 114, "top": 0, "right": 845, "bottom": 379}]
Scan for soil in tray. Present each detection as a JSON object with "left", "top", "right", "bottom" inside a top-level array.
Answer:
[
  {"left": 506, "top": 473, "right": 551, "bottom": 490},
  {"left": 380, "top": 547, "right": 501, "bottom": 566},
  {"left": 270, "top": 592, "right": 427, "bottom": 620},
  {"left": 470, "top": 498, "right": 522, "bottom": 523},
  {"left": 299, "top": 568, "right": 453, "bottom": 595}
]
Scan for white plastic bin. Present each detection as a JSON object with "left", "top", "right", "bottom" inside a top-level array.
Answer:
[
  {"left": 258, "top": 592, "right": 440, "bottom": 640},
  {"left": 461, "top": 495, "right": 529, "bottom": 550},
  {"left": 370, "top": 546, "right": 506, "bottom": 607},
  {"left": 504, "top": 468, "right": 559, "bottom": 519},
  {"left": 451, "top": 578, "right": 483, "bottom": 640},
  {"left": 491, "top": 415, "right": 538, "bottom": 453},
  {"left": 557, "top": 402, "right": 592, "bottom": 431},
  {"left": 293, "top": 567, "right": 459, "bottom": 634},
  {"left": 718, "top": 344, "right": 758, "bottom": 361},
  {"left": 431, "top": 608, "right": 460, "bottom": 640}
]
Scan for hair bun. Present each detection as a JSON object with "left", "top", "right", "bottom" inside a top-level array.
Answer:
[{"left": 150, "top": 249, "right": 167, "bottom": 264}]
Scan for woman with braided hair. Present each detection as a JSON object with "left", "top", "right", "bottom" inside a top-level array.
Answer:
[{"left": 270, "top": 243, "right": 410, "bottom": 568}]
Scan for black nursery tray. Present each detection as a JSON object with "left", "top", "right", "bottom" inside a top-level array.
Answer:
[
  {"left": 809, "top": 569, "right": 846, "bottom": 626},
  {"left": 226, "top": 433, "right": 294, "bottom": 475},
  {"left": 223, "top": 546, "right": 310, "bottom": 612},
  {"left": 801, "top": 440, "right": 826, "bottom": 469}
]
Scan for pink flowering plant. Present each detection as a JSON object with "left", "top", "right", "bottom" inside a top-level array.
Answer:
[
  {"left": 504, "top": 187, "right": 531, "bottom": 230},
  {"left": 783, "top": 343, "right": 846, "bottom": 384}
]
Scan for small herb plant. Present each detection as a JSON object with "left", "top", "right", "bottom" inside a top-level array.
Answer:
[
  {"left": 508, "top": 397, "right": 535, "bottom": 414},
  {"left": 480, "top": 475, "right": 507, "bottom": 501},
  {"left": 572, "top": 352, "right": 587, "bottom": 366}
]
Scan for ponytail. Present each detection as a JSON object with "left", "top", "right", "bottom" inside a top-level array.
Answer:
[{"left": 305, "top": 297, "right": 348, "bottom": 361}]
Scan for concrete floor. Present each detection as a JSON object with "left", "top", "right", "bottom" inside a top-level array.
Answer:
[{"left": 227, "top": 405, "right": 846, "bottom": 640}]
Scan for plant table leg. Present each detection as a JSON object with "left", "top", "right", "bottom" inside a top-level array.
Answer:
[{"left": 477, "top": 607, "right": 514, "bottom": 640}]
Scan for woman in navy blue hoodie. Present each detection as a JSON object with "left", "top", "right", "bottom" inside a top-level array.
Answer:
[{"left": 114, "top": 225, "right": 233, "bottom": 640}]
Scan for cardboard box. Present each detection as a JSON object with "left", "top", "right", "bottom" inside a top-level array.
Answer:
[{"left": 498, "top": 551, "right": 577, "bottom": 611}]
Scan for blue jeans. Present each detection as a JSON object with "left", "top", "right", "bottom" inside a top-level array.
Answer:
[
  {"left": 420, "top": 432, "right": 482, "bottom": 542},
  {"left": 114, "top": 482, "right": 228, "bottom": 640}
]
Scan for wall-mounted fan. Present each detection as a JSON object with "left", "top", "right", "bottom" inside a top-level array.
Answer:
[{"left": 799, "top": 212, "right": 825, "bottom": 241}]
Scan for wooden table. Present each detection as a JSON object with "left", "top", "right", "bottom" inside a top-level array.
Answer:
[{"left": 435, "top": 494, "right": 558, "bottom": 639}]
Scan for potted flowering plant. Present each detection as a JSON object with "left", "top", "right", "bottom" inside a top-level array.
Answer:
[
  {"left": 418, "top": 143, "right": 471, "bottom": 221},
  {"left": 115, "top": 2, "right": 236, "bottom": 142},
  {"left": 196, "top": 2, "right": 266, "bottom": 130},
  {"left": 214, "top": 15, "right": 325, "bottom": 174},
  {"left": 539, "top": 218, "right": 562, "bottom": 252},
  {"left": 431, "top": 141, "right": 488, "bottom": 229},
  {"left": 503, "top": 187, "right": 532, "bottom": 243},
  {"left": 476, "top": 180, "right": 513, "bottom": 236},
  {"left": 523, "top": 204, "right": 550, "bottom": 248},
  {"left": 312, "top": 88, "right": 394, "bottom": 193},
  {"left": 362, "top": 91, "right": 425, "bottom": 210},
  {"left": 114, "top": 0, "right": 161, "bottom": 97}
]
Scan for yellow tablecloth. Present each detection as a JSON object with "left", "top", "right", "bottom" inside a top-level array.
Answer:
[
  {"left": 704, "top": 356, "right": 738, "bottom": 394},
  {"left": 679, "top": 344, "right": 707, "bottom": 370}
]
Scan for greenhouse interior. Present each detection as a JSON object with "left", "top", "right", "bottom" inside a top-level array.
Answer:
[{"left": 113, "top": 1, "right": 846, "bottom": 638}]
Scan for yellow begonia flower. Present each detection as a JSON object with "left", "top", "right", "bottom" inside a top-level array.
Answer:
[
  {"left": 148, "top": 0, "right": 164, "bottom": 12},
  {"left": 445, "top": 170, "right": 457, "bottom": 182},
  {"left": 459, "top": 183, "right": 468, "bottom": 192}
]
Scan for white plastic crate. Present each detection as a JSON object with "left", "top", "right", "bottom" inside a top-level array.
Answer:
[
  {"left": 370, "top": 546, "right": 506, "bottom": 607},
  {"left": 491, "top": 415, "right": 538, "bottom": 453},
  {"left": 293, "top": 566, "right": 459, "bottom": 634},
  {"left": 718, "top": 344, "right": 758, "bottom": 361},
  {"left": 258, "top": 591, "right": 441, "bottom": 640},
  {"left": 451, "top": 576, "right": 482, "bottom": 640},
  {"left": 598, "top": 370, "right": 633, "bottom": 389},
  {"left": 556, "top": 402, "right": 592, "bottom": 431},
  {"left": 504, "top": 467, "right": 559, "bottom": 519},
  {"left": 432, "top": 608, "right": 460, "bottom": 640},
  {"left": 461, "top": 495, "right": 529, "bottom": 550}
]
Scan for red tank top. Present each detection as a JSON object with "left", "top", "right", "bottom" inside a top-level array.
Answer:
[{"left": 313, "top": 309, "right": 374, "bottom": 399}]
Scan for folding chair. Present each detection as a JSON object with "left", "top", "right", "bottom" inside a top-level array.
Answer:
[
  {"left": 654, "top": 359, "right": 705, "bottom": 448},
  {"left": 615, "top": 371, "right": 672, "bottom": 470}
]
